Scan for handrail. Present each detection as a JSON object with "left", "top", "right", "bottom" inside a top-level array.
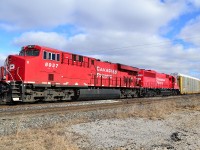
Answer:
[{"left": 17, "top": 67, "right": 23, "bottom": 82}]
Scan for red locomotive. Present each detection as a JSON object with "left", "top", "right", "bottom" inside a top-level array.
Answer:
[
  {"left": 138, "top": 69, "right": 179, "bottom": 97},
  {"left": 0, "top": 45, "right": 179, "bottom": 103}
]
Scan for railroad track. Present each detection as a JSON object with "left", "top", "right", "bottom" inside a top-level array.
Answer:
[{"left": 0, "top": 95, "right": 199, "bottom": 117}]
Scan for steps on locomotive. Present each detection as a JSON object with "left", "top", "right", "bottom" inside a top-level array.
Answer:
[{"left": 10, "top": 82, "right": 22, "bottom": 101}]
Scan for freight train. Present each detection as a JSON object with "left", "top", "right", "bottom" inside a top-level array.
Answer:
[{"left": 0, "top": 45, "right": 199, "bottom": 104}]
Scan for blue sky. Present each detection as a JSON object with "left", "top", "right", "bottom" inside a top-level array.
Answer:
[{"left": 0, "top": 0, "right": 200, "bottom": 78}]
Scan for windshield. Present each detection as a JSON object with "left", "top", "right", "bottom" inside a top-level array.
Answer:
[{"left": 19, "top": 49, "right": 40, "bottom": 56}]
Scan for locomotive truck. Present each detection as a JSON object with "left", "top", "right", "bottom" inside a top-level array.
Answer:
[{"left": 0, "top": 45, "right": 194, "bottom": 104}]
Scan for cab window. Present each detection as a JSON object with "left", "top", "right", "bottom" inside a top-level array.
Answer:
[
  {"left": 43, "top": 51, "right": 47, "bottom": 59},
  {"left": 19, "top": 49, "right": 40, "bottom": 56},
  {"left": 48, "top": 53, "right": 52, "bottom": 60},
  {"left": 19, "top": 50, "right": 25, "bottom": 56},
  {"left": 79, "top": 56, "right": 83, "bottom": 62},
  {"left": 43, "top": 50, "right": 60, "bottom": 61},
  {"left": 26, "top": 49, "right": 40, "bottom": 56},
  {"left": 72, "top": 54, "right": 76, "bottom": 61},
  {"left": 91, "top": 59, "right": 94, "bottom": 65},
  {"left": 57, "top": 54, "right": 60, "bottom": 61},
  {"left": 52, "top": 54, "right": 56, "bottom": 60}
]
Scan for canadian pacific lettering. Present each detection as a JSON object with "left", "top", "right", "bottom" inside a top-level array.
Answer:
[{"left": 96, "top": 66, "right": 117, "bottom": 78}]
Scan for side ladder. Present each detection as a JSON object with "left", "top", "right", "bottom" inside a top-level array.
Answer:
[{"left": 11, "top": 82, "right": 23, "bottom": 102}]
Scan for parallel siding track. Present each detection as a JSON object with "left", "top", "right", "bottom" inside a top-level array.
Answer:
[{"left": 0, "top": 95, "right": 199, "bottom": 117}]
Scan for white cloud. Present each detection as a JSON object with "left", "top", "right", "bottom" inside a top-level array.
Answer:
[
  {"left": 0, "top": 0, "right": 75, "bottom": 30},
  {"left": 1, "top": 0, "right": 200, "bottom": 78},
  {"left": 179, "top": 15, "right": 200, "bottom": 46},
  {"left": 13, "top": 32, "right": 68, "bottom": 50},
  {"left": 73, "top": 0, "right": 187, "bottom": 33},
  {"left": 0, "top": 0, "right": 188, "bottom": 32},
  {"left": 187, "top": 0, "right": 200, "bottom": 7}
]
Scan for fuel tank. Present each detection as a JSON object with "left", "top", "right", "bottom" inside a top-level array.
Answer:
[{"left": 76, "top": 88, "right": 121, "bottom": 100}]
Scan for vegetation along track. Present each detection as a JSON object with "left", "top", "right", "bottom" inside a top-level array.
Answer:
[{"left": 0, "top": 95, "right": 199, "bottom": 117}]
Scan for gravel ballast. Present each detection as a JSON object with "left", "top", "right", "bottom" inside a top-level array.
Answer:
[
  {"left": 0, "top": 96, "right": 199, "bottom": 149},
  {"left": 69, "top": 110, "right": 200, "bottom": 149}
]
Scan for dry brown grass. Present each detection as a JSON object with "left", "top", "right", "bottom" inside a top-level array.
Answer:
[
  {"left": 116, "top": 97, "right": 200, "bottom": 120},
  {"left": 116, "top": 101, "right": 177, "bottom": 120},
  {"left": 0, "top": 117, "right": 90, "bottom": 150},
  {"left": 0, "top": 127, "right": 79, "bottom": 150}
]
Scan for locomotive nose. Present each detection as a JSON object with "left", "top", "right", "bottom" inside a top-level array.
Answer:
[
  {"left": 5, "top": 55, "right": 25, "bottom": 81},
  {"left": 4, "top": 55, "right": 16, "bottom": 81},
  {"left": 5, "top": 55, "right": 15, "bottom": 71}
]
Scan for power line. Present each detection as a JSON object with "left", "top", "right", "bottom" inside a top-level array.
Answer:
[{"left": 80, "top": 35, "right": 200, "bottom": 54}]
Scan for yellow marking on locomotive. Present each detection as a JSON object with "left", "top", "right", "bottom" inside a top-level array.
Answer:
[{"left": 179, "top": 76, "right": 183, "bottom": 94}]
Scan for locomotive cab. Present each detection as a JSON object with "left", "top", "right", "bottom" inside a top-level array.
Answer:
[
  {"left": 17, "top": 45, "right": 62, "bottom": 85},
  {"left": 19, "top": 45, "right": 40, "bottom": 57},
  {"left": 4, "top": 45, "right": 42, "bottom": 81}
]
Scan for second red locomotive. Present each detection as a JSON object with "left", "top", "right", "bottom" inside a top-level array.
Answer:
[{"left": 0, "top": 45, "right": 179, "bottom": 103}]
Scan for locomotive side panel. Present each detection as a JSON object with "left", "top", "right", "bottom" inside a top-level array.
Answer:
[
  {"left": 21, "top": 47, "right": 66, "bottom": 86},
  {"left": 139, "top": 70, "right": 175, "bottom": 89},
  {"left": 139, "top": 70, "right": 156, "bottom": 88},
  {"left": 156, "top": 73, "right": 173, "bottom": 89},
  {"left": 61, "top": 52, "right": 95, "bottom": 87},
  {"left": 138, "top": 70, "right": 179, "bottom": 97},
  {"left": 95, "top": 61, "right": 119, "bottom": 87},
  {"left": 116, "top": 64, "right": 139, "bottom": 88}
]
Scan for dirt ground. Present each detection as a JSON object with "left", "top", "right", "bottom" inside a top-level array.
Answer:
[{"left": 0, "top": 96, "right": 199, "bottom": 150}]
